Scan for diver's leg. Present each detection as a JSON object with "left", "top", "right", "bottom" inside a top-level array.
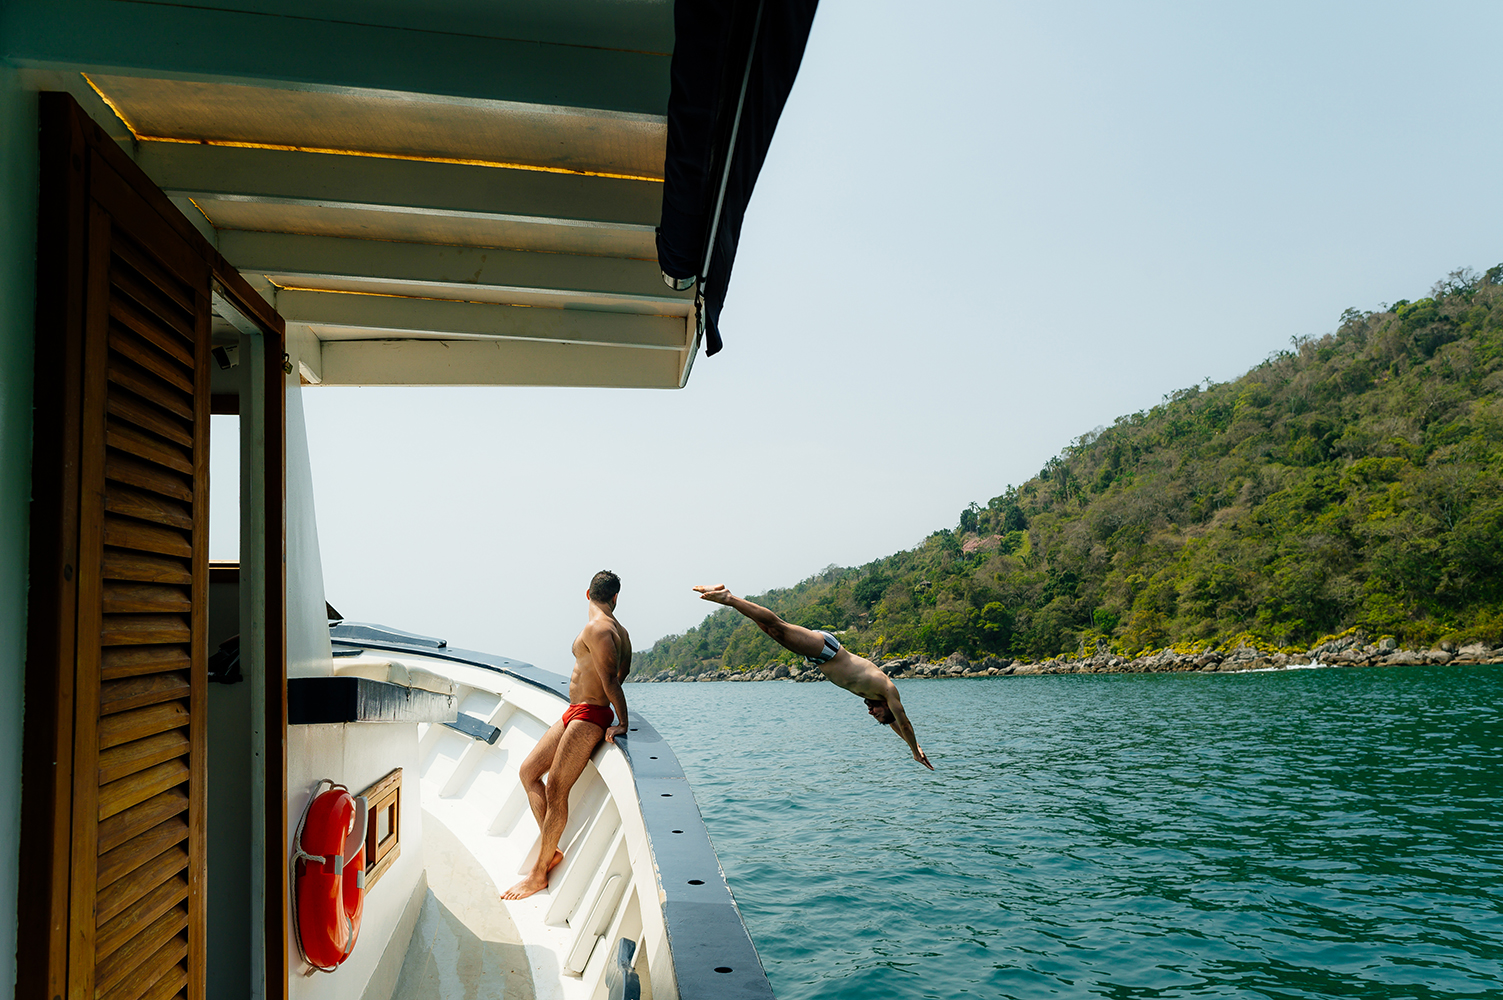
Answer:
[{"left": 735, "top": 600, "right": 828, "bottom": 658}]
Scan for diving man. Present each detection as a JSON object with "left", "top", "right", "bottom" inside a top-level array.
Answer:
[
  {"left": 503, "top": 571, "right": 632, "bottom": 900},
  {"left": 692, "top": 584, "right": 934, "bottom": 769}
]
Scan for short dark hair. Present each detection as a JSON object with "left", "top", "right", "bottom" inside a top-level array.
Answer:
[
  {"left": 864, "top": 698, "right": 894, "bottom": 725},
  {"left": 588, "top": 570, "right": 621, "bottom": 604}
]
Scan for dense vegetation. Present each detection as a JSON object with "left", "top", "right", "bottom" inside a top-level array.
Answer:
[{"left": 637, "top": 268, "right": 1503, "bottom": 677}]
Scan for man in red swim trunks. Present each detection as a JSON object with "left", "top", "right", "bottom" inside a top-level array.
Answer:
[{"left": 503, "top": 570, "right": 631, "bottom": 900}]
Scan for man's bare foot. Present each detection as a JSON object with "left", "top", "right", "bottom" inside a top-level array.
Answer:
[
  {"left": 693, "top": 584, "right": 732, "bottom": 605},
  {"left": 501, "top": 872, "right": 548, "bottom": 900},
  {"left": 501, "top": 851, "right": 562, "bottom": 900}
]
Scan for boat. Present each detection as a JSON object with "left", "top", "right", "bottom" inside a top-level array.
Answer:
[
  {"left": 0, "top": 2, "right": 817, "bottom": 998},
  {"left": 295, "top": 620, "right": 772, "bottom": 1000}
]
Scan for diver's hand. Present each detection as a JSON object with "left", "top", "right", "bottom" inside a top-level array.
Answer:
[{"left": 914, "top": 747, "right": 934, "bottom": 770}]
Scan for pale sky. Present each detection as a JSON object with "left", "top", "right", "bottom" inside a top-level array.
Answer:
[{"left": 280, "top": 0, "right": 1503, "bottom": 672}]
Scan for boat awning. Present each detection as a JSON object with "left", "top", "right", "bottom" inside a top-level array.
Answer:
[
  {"left": 656, "top": 0, "right": 821, "bottom": 357},
  {"left": 2, "top": 0, "right": 811, "bottom": 388}
]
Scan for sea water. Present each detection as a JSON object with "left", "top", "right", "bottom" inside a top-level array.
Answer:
[{"left": 629, "top": 664, "right": 1503, "bottom": 1000}]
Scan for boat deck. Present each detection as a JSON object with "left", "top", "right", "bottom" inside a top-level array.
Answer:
[{"left": 386, "top": 815, "right": 536, "bottom": 1000}]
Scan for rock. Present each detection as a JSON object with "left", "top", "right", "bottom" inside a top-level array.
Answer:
[
  {"left": 1308, "top": 631, "right": 1367, "bottom": 660},
  {"left": 1013, "top": 662, "right": 1041, "bottom": 675},
  {"left": 1455, "top": 642, "right": 1492, "bottom": 663},
  {"left": 1441, "top": 641, "right": 1457, "bottom": 653},
  {"left": 1424, "top": 648, "right": 1453, "bottom": 664},
  {"left": 771, "top": 663, "right": 791, "bottom": 679},
  {"left": 1378, "top": 637, "right": 1397, "bottom": 652},
  {"left": 880, "top": 656, "right": 919, "bottom": 676},
  {"left": 1382, "top": 650, "right": 1424, "bottom": 666}
]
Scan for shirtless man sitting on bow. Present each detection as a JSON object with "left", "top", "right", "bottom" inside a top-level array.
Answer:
[
  {"left": 503, "top": 570, "right": 632, "bottom": 900},
  {"left": 693, "top": 584, "right": 933, "bottom": 769}
]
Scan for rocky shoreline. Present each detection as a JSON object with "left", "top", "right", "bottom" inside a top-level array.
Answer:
[{"left": 632, "top": 633, "right": 1503, "bottom": 683}]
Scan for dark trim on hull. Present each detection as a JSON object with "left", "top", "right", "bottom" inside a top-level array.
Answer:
[{"left": 287, "top": 676, "right": 458, "bottom": 725}]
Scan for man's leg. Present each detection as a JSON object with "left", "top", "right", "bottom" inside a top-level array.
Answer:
[
  {"left": 737, "top": 603, "right": 828, "bottom": 659},
  {"left": 516, "top": 718, "right": 567, "bottom": 833},
  {"left": 501, "top": 720, "right": 603, "bottom": 900},
  {"left": 694, "top": 586, "right": 829, "bottom": 659}
]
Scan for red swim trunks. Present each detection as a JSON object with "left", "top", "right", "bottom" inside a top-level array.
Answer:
[{"left": 560, "top": 702, "right": 614, "bottom": 730}]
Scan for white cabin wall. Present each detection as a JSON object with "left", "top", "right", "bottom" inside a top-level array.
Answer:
[
  {"left": 284, "top": 352, "right": 334, "bottom": 677},
  {"left": 0, "top": 61, "right": 39, "bottom": 998},
  {"left": 287, "top": 723, "right": 426, "bottom": 1000}
]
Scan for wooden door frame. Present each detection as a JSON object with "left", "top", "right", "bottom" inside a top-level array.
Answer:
[
  {"left": 206, "top": 265, "right": 288, "bottom": 1000},
  {"left": 18, "top": 91, "right": 289, "bottom": 1000}
]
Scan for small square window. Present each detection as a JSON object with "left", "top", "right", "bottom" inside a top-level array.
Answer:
[{"left": 360, "top": 768, "right": 402, "bottom": 889}]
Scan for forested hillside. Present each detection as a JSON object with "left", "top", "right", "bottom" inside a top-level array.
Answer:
[{"left": 636, "top": 267, "right": 1503, "bottom": 677}]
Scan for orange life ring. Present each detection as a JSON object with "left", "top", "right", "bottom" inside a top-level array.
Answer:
[{"left": 291, "top": 780, "right": 368, "bottom": 972}]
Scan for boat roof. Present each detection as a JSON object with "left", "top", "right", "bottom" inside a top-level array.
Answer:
[{"left": 8, "top": 0, "right": 703, "bottom": 387}]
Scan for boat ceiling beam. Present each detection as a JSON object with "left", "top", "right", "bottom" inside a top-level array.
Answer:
[
  {"left": 136, "top": 142, "right": 662, "bottom": 231},
  {"left": 1, "top": 0, "right": 671, "bottom": 115},
  {"left": 221, "top": 232, "right": 691, "bottom": 313},
  {"left": 277, "top": 290, "right": 688, "bottom": 350},
  {"left": 318, "top": 338, "right": 686, "bottom": 388}
]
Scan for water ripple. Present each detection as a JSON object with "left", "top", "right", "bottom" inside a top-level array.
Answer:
[{"left": 632, "top": 664, "right": 1503, "bottom": 999}]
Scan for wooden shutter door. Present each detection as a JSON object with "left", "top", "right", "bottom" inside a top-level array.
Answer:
[
  {"left": 25, "top": 92, "right": 289, "bottom": 1000},
  {"left": 77, "top": 153, "right": 211, "bottom": 1000}
]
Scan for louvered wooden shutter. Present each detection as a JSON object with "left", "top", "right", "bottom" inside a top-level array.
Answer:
[{"left": 67, "top": 151, "right": 211, "bottom": 1000}]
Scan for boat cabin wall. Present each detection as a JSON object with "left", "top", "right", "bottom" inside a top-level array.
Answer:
[
  {"left": 283, "top": 354, "right": 335, "bottom": 678},
  {"left": 0, "top": 60, "right": 41, "bottom": 997},
  {"left": 288, "top": 722, "right": 426, "bottom": 1000}
]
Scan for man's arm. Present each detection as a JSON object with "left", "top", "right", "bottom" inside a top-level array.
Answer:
[
  {"left": 616, "top": 631, "right": 632, "bottom": 685},
  {"left": 884, "top": 687, "right": 934, "bottom": 770},
  {"left": 589, "top": 625, "right": 630, "bottom": 743}
]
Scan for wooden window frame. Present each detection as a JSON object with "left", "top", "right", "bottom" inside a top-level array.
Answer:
[{"left": 359, "top": 768, "right": 402, "bottom": 890}]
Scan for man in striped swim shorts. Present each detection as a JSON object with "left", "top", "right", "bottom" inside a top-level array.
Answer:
[{"left": 692, "top": 584, "right": 934, "bottom": 769}]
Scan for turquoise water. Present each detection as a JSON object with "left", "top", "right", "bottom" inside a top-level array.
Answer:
[{"left": 629, "top": 665, "right": 1503, "bottom": 999}]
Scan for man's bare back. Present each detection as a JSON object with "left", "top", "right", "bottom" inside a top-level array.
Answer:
[{"left": 569, "top": 611, "right": 632, "bottom": 743}]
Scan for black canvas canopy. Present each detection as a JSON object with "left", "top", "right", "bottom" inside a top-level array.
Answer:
[{"left": 656, "top": 0, "right": 820, "bottom": 356}]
